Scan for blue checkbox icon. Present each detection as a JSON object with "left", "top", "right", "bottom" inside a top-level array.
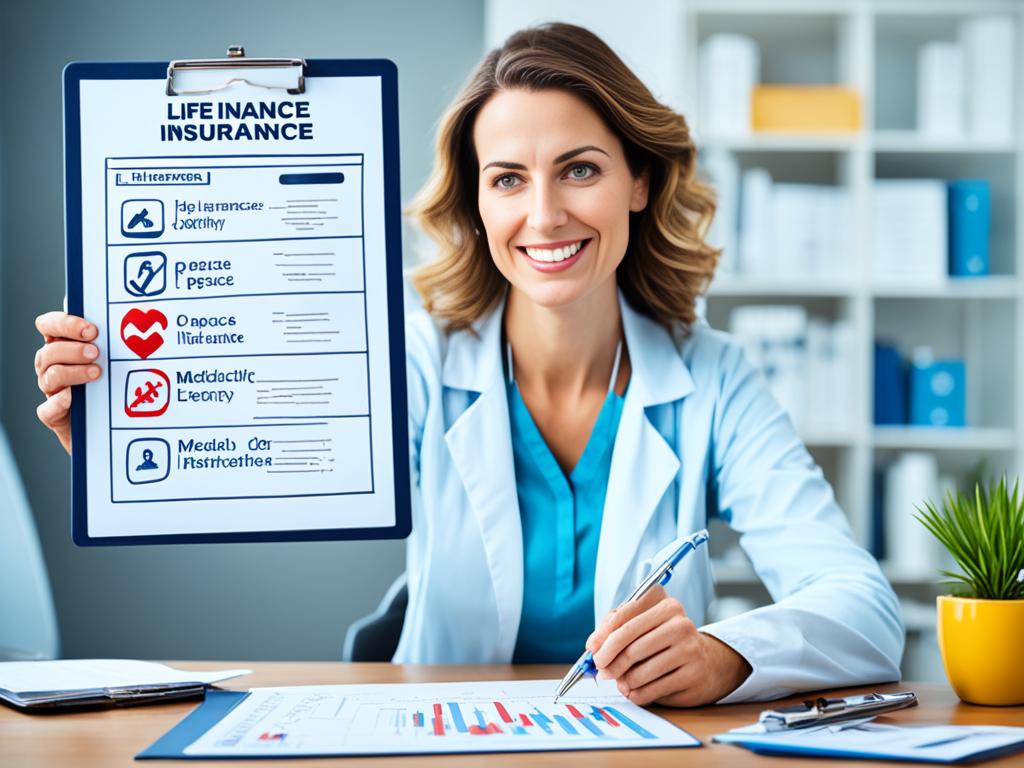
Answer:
[{"left": 124, "top": 251, "right": 167, "bottom": 297}]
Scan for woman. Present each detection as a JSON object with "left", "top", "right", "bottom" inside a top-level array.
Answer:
[{"left": 35, "top": 23, "right": 903, "bottom": 707}]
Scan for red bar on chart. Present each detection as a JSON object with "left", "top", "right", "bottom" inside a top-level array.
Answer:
[
  {"left": 520, "top": 713, "right": 532, "bottom": 726},
  {"left": 432, "top": 703, "right": 444, "bottom": 736},
  {"left": 468, "top": 722, "right": 503, "bottom": 735},
  {"left": 566, "top": 704, "right": 584, "bottom": 719},
  {"left": 493, "top": 701, "right": 513, "bottom": 723},
  {"left": 599, "top": 707, "right": 620, "bottom": 726}
]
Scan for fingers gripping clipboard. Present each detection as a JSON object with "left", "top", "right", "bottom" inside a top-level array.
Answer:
[{"left": 64, "top": 49, "right": 410, "bottom": 545}]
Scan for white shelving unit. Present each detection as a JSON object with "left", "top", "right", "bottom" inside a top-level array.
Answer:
[
  {"left": 686, "top": 1, "right": 1023, "bottom": 681},
  {"left": 485, "top": 0, "right": 1022, "bottom": 680}
]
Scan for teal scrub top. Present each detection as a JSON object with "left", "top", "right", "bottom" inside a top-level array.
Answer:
[{"left": 508, "top": 380, "right": 626, "bottom": 664}]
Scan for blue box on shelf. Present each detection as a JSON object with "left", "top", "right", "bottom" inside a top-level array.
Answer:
[
  {"left": 948, "top": 179, "right": 990, "bottom": 277},
  {"left": 910, "top": 359, "right": 965, "bottom": 427},
  {"left": 874, "top": 341, "right": 906, "bottom": 425}
]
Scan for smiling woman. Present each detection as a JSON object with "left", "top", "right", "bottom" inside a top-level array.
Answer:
[
  {"left": 409, "top": 25, "right": 718, "bottom": 332},
  {"left": 392, "top": 21, "right": 904, "bottom": 710}
]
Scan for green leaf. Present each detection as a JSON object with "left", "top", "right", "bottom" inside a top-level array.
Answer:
[{"left": 915, "top": 474, "right": 1024, "bottom": 600}]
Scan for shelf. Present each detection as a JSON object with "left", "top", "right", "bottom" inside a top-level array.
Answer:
[
  {"left": 872, "top": 131, "right": 1017, "bottom": 155},
  {"left": 801, "top": 430, "right": 863, "bottom": 448},
  {"left": 872, "top": 427, "right": 1017, "bottom": 451},
  {"left": 870, "top": 277, "right": 1020, "bottom": 299},
  {"left": 708, "top": 277, "right": 855, "bottom": 298},
  {"left": 700, "top": 133, "right": 861, "bottom": 153}
]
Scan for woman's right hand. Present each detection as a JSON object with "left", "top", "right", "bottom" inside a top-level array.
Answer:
[{"left": 34, "top": 312, "right": 102, "bottom": 455}]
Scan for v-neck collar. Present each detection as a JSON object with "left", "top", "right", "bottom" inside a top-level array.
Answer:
[{"left": 508, "top": 381, "right": 624, "bottom": 485}]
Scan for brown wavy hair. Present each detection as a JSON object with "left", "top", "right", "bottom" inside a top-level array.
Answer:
[{"left": 408, "top": 22, "right": 719, "bottom": 333}]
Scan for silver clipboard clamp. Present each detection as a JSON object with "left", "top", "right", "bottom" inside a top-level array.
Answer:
[
  {"left": 758, "top": 691, "right": 918, "bottom": 731},
  {"left": 166, "top": 46, "right": 307, "bottom": 96}
]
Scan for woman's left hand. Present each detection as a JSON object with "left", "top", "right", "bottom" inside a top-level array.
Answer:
[{"left": 586, "top": 584, "right": 751, "bottom": 707}]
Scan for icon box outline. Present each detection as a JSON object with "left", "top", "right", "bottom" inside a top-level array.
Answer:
[
  {"left": 124, "top": 368, "right": 171, "bottom": 418},
  {"left": 123, "top": 251, "right": 167, "bottom": 297},
  {"left": 121, "top": 199, "right": 164, "bottom": 239},
  {"left": 126, "top": 437, "right": 171, "bottom": 484}
]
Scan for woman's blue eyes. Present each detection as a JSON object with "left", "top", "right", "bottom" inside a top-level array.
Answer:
[{"left": 492, "top": 162, "right": 598, "bottom": 190}]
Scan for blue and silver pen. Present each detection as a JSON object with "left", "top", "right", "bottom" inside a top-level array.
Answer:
[{"left": 553, "top": 529, "right": 710, "bottom": 702}]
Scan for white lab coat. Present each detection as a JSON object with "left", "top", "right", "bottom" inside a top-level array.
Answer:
[{"left": 394, "top": 290, "right": 904, "bottom": 702}]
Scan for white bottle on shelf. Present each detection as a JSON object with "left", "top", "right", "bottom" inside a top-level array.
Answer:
[
  {"left": 703, "top": 148, "right": 740, "bottom": 276},
  {"left": 698, "top": 34, "right": 759, "bottom": 138},
  {"left": 738, "top": 168, "right": 773, "bottom": 277},
  {"left": 916, "top": 41, "right": 965, "bottom": 139},
  {"left": 884, "top": 452, "right": 941, "bottom": 578},
  {"left": 960, "top": 15, "right": 1015, "bottom": 142}
]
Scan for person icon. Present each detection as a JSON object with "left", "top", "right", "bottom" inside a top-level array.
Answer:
[
  {"left": 125, "top": 438, "right": 169, "bottom": 485},
  {"left": 136, "top": 448, "right": 159, "bottom": 471}
]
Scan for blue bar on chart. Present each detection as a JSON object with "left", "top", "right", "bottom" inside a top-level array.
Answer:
[
  {"left": 566, "top": 705, "right": 605, "bottom": 737},
  {"left": 553, "top": 715, "right": 578, "bottom": 735},
  {"left": 447, "top": 702, "right": 468, "bottom": 733},
  {"left": 531, "top": 708, "right": 554, "bottom": 734},
  {"left": 603, "top": 707, "right": 656, "bottom": 739}
]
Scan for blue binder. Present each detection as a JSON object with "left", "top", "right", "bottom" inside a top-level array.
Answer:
[
  {"left": 948, "top": 180, "right": 990, "bottom": 277},
  {"left": 873, "top": 342, "right": 906, "bottom": 425}
]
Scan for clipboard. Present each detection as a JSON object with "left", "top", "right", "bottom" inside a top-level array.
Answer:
[{"left": 63, "top": 50, "right": 410, "bottom": 545}]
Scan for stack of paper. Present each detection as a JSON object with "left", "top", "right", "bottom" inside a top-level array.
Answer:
[
  {"left": 771, "top": 183, "right": 852, "bottom": 280},
  {"left": 730, "top": 307, "right": 854, "bottom": 434},
  {"left": 0, "top": 659, "right": 250, "bottom": 711},
  {"left": 871, "top": 180, "right": 947, "bottom": 286}
]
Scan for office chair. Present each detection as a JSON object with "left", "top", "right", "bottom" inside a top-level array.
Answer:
[
  {"left": 0, "top": 423, "right": 59, "bottom": 660},
  {"left": 342, "top": 572, "right": 407, "bottom": 662}
]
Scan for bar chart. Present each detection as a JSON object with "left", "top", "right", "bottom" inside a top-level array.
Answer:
[
  {"left": 183, "top": 680, "right": 701, "bottom": 757},
  {"left": 401, "top": 698, "right": 656, "bottom": 740}
]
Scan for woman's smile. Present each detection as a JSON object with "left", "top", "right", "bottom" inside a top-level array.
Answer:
[{"left": 517, "top": 238, "right": 592, "bottom": 272}]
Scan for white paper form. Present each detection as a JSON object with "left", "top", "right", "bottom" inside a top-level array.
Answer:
[
  {"left": 0, "top": 659, "right": 249, "bottom": 694},
  {"left": 181, "top": 679, "right": 700, "bottom": 757},
  {"left": 66, "top": 62, "right": 408, "bottom": 543}
]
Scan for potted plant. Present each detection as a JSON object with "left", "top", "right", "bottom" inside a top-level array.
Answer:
[{"left": 916, "top": 477, "right": 1024, "bottom": 705}]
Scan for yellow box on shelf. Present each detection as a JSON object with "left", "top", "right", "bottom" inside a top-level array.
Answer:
[{"left": 751, "top": 85, "right": 861, "bottom": 133}]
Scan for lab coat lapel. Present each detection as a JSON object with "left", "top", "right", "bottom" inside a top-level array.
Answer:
[
  {"left": 442, "top": 300, "right": 523, "bottom": 661},
  {"left": 594, "top": 295, "right": 695, "bottom": 618}
]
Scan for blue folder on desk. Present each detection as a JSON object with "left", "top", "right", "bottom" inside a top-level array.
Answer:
[
  {"left": 714, "top": 721, "right": 1024, "bottom": 764},
  {"left": 137, "top": 691, "right": 247, "bottom": 759}
]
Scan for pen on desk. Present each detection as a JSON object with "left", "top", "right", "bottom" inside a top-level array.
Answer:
[{"left": 553, "top": 529, "right": 710, "bottom": 703}]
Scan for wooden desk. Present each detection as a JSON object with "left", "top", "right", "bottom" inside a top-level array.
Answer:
[{"left": 3, "top": 663, "right": 1023, "bottom": 767}]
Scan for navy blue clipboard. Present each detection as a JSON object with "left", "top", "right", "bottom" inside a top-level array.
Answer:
[
  {"left": 63, "top": 59, "right": 410, "bottom": 546},
  {"left": 137, "top": 690, "right": 249, "bottom": 759}
]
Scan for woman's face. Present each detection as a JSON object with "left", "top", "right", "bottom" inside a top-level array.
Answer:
[{"left": 473, "top": 88, "right": 648, "bottom": 311}]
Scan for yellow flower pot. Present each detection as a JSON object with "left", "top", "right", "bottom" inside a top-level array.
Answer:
[{"left": 937, "top": 595, "right": 1024, "bottom": 705}]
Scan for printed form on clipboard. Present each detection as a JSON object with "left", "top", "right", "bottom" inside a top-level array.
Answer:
[{"left": 64, "top": 50, "right": 410, "bottom": 546}]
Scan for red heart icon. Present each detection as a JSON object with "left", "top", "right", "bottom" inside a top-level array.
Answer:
[{"left": 121, "top": 308, "right": 168, "bottom": 359}]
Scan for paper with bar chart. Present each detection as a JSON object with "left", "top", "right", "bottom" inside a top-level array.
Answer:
[{"left": 180, "top": 680, "right": 700, "bottom": 756}]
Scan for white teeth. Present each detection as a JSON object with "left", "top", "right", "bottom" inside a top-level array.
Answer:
[{"left": 524, "top": 240, "right": 585, "bottom": 262}]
